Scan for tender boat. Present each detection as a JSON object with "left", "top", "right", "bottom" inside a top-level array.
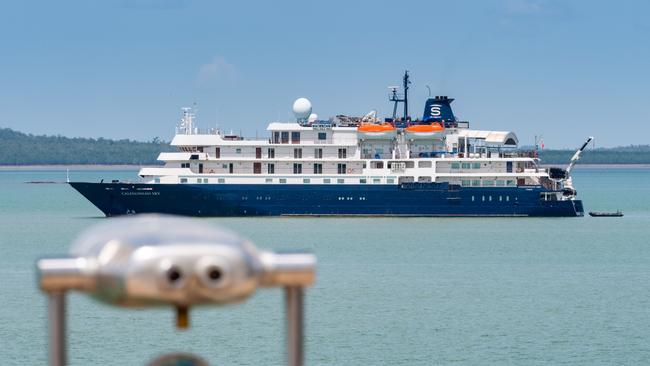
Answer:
[{"left": 589, "top": 211, "right": 624, "bottom": 217}]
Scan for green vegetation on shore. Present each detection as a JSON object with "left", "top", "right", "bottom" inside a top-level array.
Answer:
[
  {"left": 1, "top": 127, "right": 649, "bottom": 165},
  {"left": 0, "top": 128, "right": 173, "bottom": 165}
]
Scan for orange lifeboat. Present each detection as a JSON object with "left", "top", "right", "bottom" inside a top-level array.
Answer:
[
  {"left": 404, "top": 123, "right": 445, "bottom": 139},
  {"left": 357, "top": 123, "right": 397, "bottom": 139}
]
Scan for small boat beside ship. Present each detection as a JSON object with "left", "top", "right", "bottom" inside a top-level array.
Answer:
[{"left": 589, "top": 211, "right": 624, "bottom": 217}]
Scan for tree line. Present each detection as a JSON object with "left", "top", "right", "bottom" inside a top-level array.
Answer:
[{"left": 1, "top": 127, "right": 649, "bottom": 165}]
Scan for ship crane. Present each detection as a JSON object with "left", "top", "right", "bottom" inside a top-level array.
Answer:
[{"left": 566, "top": 136, "right": 594, "bottom": 176}]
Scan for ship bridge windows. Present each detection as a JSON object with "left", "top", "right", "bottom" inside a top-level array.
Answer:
[
  {"left": 291, "top": 132, "right": 301, "bottom": 144},
  {"left": 281, "top": 132, "right": 289, "bottom": 144}
]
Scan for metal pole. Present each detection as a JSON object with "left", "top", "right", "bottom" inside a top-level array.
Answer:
[
  {"left": 48, "top": 291, "right": 66, "bottom": 366},
  {"left": 285, "top": 287, "right": 304, "bottom": 366}
]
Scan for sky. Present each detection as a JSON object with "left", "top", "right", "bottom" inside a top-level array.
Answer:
[{"left": 0, "top": 0, "right": 649, "bottom": 148}]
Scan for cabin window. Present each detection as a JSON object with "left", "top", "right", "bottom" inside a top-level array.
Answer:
[
  {"left": 255, "top": 147, "right": 262, "bottom": 159},
  {"left": 293, "top": 163, "right": 302, "bottom": 174},
  {"left": 303, "top": 178, "right": 310, "bottom": 183},
  {"left": 324, "top": 178, "right": 331, "bottom": 184},
  {"left": 418, "top": 161, "right": 432, "bottom": 168},
  {"left": 291, "top": 132, "right": 301, "bottom": 144},
  {"left": 180, "top": 178, "right": 188, "bottom": 183},
  {"left": 279, "top": 178, "right": 287, "bottom": 184},
  {"left": 265, "top": 178, "right": 273, "bottom": 183},
  {"left": 387, "top": 178, "right": 395, "bottom": 184},
  {"left": 338, "top": 148, "right": 347, "bottom": 159},
  {"left": 506, "top": 180, "right": 516, "bottom": 187},
  {"left": 214, "top": 147, "right": 220, "bottom": 158},
  {"left": 281, "top": 132, "right": 289, "bottom": 144},
  {"left": 461, "top": 162, "right": 471, "bottom": 169},
  {"left": 360, "top": 178, "right": 367, "bottom": 184},
  {"left": 506, "top": 196, "right": 510, "bottom": 201},
  {"left": 471, "top": 180, "right": 481, "bottom": 187},
  {"left": 154, "top": 178, "right": 160, "bottom": 183},
  {"left": 337, "top": 164, "right": 347, "bottom": 174},
  {"left": 496, "top": 180, "right": 505, "bottom": 187},
  {"left": 181, "top": 163, "right": 190, "bottom": 168},
  {"left": 373, "top": 178, "right": 381, "bottom": 184},
  {"left": 371, "top": 161, "right": 384, "bottom": 169},
  {"left": 499, "top": 196, "right": 503, "bottom": 202},
  {"left": 314, "top": 148, "right": 323, "bottom": 159},
  {"left": 235, "top": 148, "right": 241, "bottom": 154},
  {"left": 337, "top": 178, "right": 345, "bottom": 184},
  {"left": 451, "top": 162, "right": 460, "bottom": 169},
  {"left": 228, "top": 163, "right": 234, "bottom": 174},
  {"left": 471, "top": 196, "right": 475, "bottom": 201},
  {"left": 253, "top": 163, "right": 261, "bottom": 174},
  {"left": 483, "top": 180, "right": 494, "bottom": 186},
  {"left": 472, "top": 162, "right": 481, "bottom": 169},
  {"left": 198, "top": 164, "right": 203, "bottom": 174},
  {"left": 313, "top": 163, "right": 323, "bottom": 174},
  {"left": 482, "top": 196, "right": 485, "bottom": 202},
  {"left": 294, "top": 148, "right": 302, "bottom": 159},
  {"left": 273, "top": 132, "right": 279, "bottom": 143},
  {"left": 190, "top": 154, "right": 199, "bottom": 160},
  {"left": 461, "top": 180, "right": 471, "bottom": 187},
  {"left": 318, "top": 132, "right": 327, "bottom": 140},
  {"left": 268, "top": 148, "right": 275, "bottom": 158},
  {"left": 267, "top": 163, "right": 275, "bottom": 174},
  {"left": 218, "top": 178, "right": 225, "bottom": 183}
]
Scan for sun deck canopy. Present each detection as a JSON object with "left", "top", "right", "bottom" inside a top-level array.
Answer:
[{"left": 457, "top": 129, "right": 518, "bottom": 146}]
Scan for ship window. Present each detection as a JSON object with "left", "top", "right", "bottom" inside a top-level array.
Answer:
[
  {"left": 471, "top": 196, "right": 475, "bottom": 201},
  {"left": 265, "top": 178, "right": 273, "bottom": 183},
  {"left": 371, "top": 161, "right": 384, "bottom": 169},
  {"left": 472, "top": 162, "right": 481, "bottom": 169},
  {"left": 496, "top": 180, "right": 505, "bottom": 186},
  {"left": 236, "top": 148, "right": 241, "bottom": 154},
  {"left": 387, "top": 178, "right": 395, "bottom": 184},
  {"left": 484, "top": 180, "right": 495, "bottom": 186},
  {"left": 273, "top": 132, "right": 280, "bottom": 143},
  {"left": 506, "top": 196, "right": 510, "bottom": 201},
  {"left": 338, "top": 148, "right": 347, "bottom": 159},
  {"left": 294, "top": 148, "right": 302, "bottom": 159},
  {"left": 482, "top": 196, "right": 485, "bottom": 202},
  {"left": 154, "top": 178, "right": 160, "bottom": 183},
  {"left": 461, "top": 180, "right": 471, "bottom": 187},
  {"left": 489, "top": 196, "right": 492, "bottom": 201},
  {"left": 291, "top": 132, "right": 301, "bottom": 143},
  {"left": 499, "top": 196, "right": 503, "bottom": 201},
  {"left": 360, "top": 178, "right": 367, "bottom": 184},
  {"left": 337, "top": 178, "right": 345, "bottom": 184},
  {"left": 190, "top": 154, "right": 199, "bottom": 160},
  {"left": 218, "top": 178, "right": 225, "bottom": 183},
  {"left": 461, "top": 162, "right": 471, "bottom": 169},
  {"left": 268, "top": 148, "right": 275, "bottom": 158},
  {"left": 451, "top": 162, "right": 460, "bottom": 169},
  {"left": 318, "top": 132, "right": 327, "bottom": 140},
  {"left": 181, "top": 163, "right": 190, "bottom": 168},
  {"left": 215, "top": 147, "right": 220, "bottom": 158},
  {"left": 197, "top": 147, "right": 204, "bottom": 152},
  {"left": 267, "top": 163, "right": 275, "bottom": 174},
  {"left": 293, "top": 163, "right": 302, "bottom": 174},
  {"left": 324, "top": 178, "right": 331, "bottom": 184},
  {"left": 180, "top": 178, "right": 188, "bottom": 183},
  {"left": 373, "top": 178, "right": 381, "bottom": 184},
  {"left": 303, "top": 178, "right": 310, "bottom": 183},
  {"left": 418, "top": 161, "right": 432, "bottom": 168},
  {"left": 313, "top": 163, "right": 322, "bottom": 174},
  {"left": 281, "top": 132, "right": 289, "bottom": 144},
  {"left": 314, "top": 148, "right": 323, "bottom": 159},
  {"left": 471, "top": 180, "right": 481, "bottom": 187},
  {"left": 337, "top": 164, "right": 347, "bottom": 174},
  {"left": 280, "top": 178, "right": 287, "bottom": 183},
  {"left": 506, "top": 180, "right": 516, "bottom": 187}
]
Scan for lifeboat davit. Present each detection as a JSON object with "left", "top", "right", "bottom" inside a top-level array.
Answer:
[
  {"left": 404, "top": 123, "right": 445, "bottom": 139},
  {"left": 357, "top": 123, "right": 397, "bottom": 139}
]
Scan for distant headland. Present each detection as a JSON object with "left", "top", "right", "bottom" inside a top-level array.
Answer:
[{"left": 1, "top": 127, "right": 649, "bottom": 166}]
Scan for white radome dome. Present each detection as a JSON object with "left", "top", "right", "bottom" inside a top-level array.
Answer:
[
  {"left": 308, "top": 113, "right": 318, "bottom": 123},
  {"left": 292, "top": 98, "right": 312, "bottom": 120}
]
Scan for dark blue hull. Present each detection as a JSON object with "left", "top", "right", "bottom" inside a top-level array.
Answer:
[{"left": 69, "top": 182, "right": 584, "bottom": 217}]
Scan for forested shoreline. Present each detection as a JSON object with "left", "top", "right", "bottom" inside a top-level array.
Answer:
[{"left": 1, "top": 127, "right": 649, "bottom": 165}]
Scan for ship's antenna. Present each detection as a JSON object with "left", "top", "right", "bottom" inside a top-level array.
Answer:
[
  {"left": 66, "top": 169, "right": 70, "bottom": 183},
  {"left": 425, "top": 85, "right": 432, "bottom": 97},
  {"left": 403, "top": 70, "right": 410, "bottom": 120},
  {"left": 388, "top": 86, "right": 400, "bottom": 120}
]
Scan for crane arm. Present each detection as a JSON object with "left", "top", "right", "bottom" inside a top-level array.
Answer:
[{"left": 566, "top": 136, "right": 593, "bottom": 175}]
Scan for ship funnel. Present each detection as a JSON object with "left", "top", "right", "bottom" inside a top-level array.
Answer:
[{"left": 423, "top": 96, "right": 456, "bottom": 124}]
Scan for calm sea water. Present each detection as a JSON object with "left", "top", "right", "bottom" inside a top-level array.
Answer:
[{"left": 1, "top": 168, "right": 649, "bottom": 365}]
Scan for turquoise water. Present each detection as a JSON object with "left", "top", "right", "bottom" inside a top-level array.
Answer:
[{"left": 1, "top": 168, "right": 649, "bottom": 365}]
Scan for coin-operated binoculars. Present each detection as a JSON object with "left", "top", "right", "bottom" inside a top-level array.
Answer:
[{"left": 36, "top": 215, "right": 316, "bottom": 366}]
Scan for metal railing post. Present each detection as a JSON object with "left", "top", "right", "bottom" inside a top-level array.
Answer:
[
  {"left": 285, "top": 286, "right": 304, "bottom": 366},
  {"left": 48, "top": 291, "right": 66, "bottom": 366}
]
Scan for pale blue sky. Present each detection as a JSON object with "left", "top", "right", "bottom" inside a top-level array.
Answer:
[{"left": 1, "top": 0, "right": 648, "bottom": 148}]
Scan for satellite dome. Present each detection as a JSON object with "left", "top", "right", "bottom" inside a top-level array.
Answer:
[
  {"left": 292, "top": 98, "right": 312, "bottom": 121},
  {"left": 308, "top": 113, "right": 318, "bottom": 123}
]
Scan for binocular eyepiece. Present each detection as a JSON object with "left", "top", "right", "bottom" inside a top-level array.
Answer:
[{"left": 37, "top": 215, "right": 316, "bottom": 366}]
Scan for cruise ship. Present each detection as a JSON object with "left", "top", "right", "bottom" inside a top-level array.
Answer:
[{"left": 70, "top": 72, "right": 588, "bottom": 217}]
